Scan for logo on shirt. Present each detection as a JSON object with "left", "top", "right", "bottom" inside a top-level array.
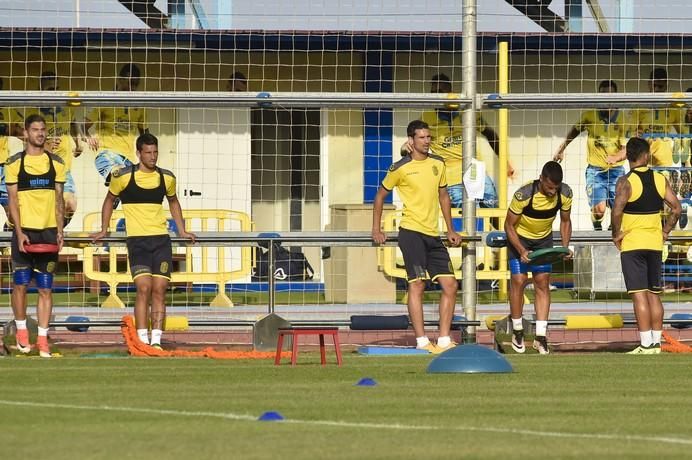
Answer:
[
  {"left": 29, "top": 178, "right": 50, "bottom": 188},
  {"left": 432, "top": 165, "right": 439, "bottom": 176}
]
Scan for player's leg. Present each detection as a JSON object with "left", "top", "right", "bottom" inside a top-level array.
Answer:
[
  {"left": 446, "top": 183, "right": 463, "bottom": 209},
  {"left": 427, "top": 236, "right": 458, "bottom": 350},
  {"left": 149, "top": 236, "right": 173, "bottom": 349},
  {"left": 621, "top": 250, "right": 657, "bottom": 354},
  {"left": 398, "top": 228, "right": 435, "bottom": 352},
  {"left": 531, "top": 270, "right": 552, "bottom": 354},
  {"left": 10, "top": 230, "right": 33, "bottom": 352},
  {"left": 127, "top": 237, "right": 155, "bottom": 344},
  {"left": 586, "top": 166, "right": 607, "bottom": 230},
  {"left": 133, "top": 274, "right": 153, "bottom": 344},
  {"left": 63, "top": 170, "right": 77, "bottom": 227},
  {"left": 646, "top": 250, "right": 664, "bottom": 352},
  {"left": 34, "top": 247, "right": 58, "bottom": 358},
  {"left": 508, "top": 239, "right": 531, "bottom": 353}
]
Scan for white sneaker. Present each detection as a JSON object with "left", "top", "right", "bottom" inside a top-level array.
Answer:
[
  {"left": 511, "top": 330, "right": 525, "bottom": 353},
  {"left": 532, "top": 335, "right": 550, "bottom": 355}
]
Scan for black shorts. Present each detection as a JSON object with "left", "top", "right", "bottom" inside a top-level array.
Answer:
[
  {"left": 621, "top": 250, "right": 663, "bottom": 294},
  {"left": 507, "top": 233, "right": 553, "bottom": 261},
  {"left": 398, "top": 227, "right": 455, "bottom": 283},
  {"left": 11, "top": 228, "right": 59, "bottom": 274},
  {"left": 126, "top": 234, "right": 173, "bottom": 280}
]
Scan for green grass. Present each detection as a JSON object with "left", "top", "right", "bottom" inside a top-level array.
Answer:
[{"left": 1, "top": 353, "right": 692, "bottom": 459}]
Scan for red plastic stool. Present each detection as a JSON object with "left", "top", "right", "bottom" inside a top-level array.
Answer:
[{"left": 274, "top": 327, "right": 343, "bottom": 366}]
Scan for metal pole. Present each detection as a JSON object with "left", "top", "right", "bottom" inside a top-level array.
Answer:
[
  {"left": 268, "top": 241, "right": 276, "bottom": 314},
  {"left": 462, "top": 0, "right": 477, "bottom": 342},
  {"left": 498, "top": 41, "right": 509, "bottom": 301}
]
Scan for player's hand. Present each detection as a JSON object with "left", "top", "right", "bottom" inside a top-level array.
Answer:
[
  {"left": 553, "top": 150, "right": 564, "bottom": 163},
  {"left": 47, "top": 137, "right": 61, "bottom": 152},
  {"left": 612, "top": 231, "right": 625, "bottom": 250},
  {"left": 180, "top": 231, "right": 197, "bottom": 244},
  {"left": 74, "top": 145, "right": 83, "bottom": 158},
  {"left": 90, "top": 230, "right": 107, "bottom": 243},
  {"left": 400, "top": 140, "right": 413, "bottom": 156},
  {"left": 372, "top": 229, "right": 386, "bottom": 245},
  {"left": 562, "top": 248, "right": 574, "bottom": 261},
  {"left": 605, "top": 155, "right": 620, "bottom": 165},
  {"left": 663, "top": 230, "right": 670, "bottom": 242},
  {"left": 446, "top": 231, "right": 462, "bottom": 247},
  {"left": 17, "top": 232, "right": 30, "bottom": 253},
  {"left": 86, "top": 137, "right": 99, "bottom": 151},
  {"left": 520, "top": 250, "right": 531, "bottom": 263},
  {"left": 507, "top": 161, "right": 516, "bottom": 179}
]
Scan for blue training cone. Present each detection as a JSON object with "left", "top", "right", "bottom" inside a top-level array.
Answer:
[
  {"left": 427, "top": 344, "right": 513, "bottom": 374},
  {"left": 355, "top": 377, "right": 377, "bottom": 386},
  {"left": 258, "top": 411, "right": 285, "bottom": 421}
]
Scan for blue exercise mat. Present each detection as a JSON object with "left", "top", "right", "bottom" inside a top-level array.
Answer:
[{"left": 357, "top": 346, "right": 430, "bottom": 356}]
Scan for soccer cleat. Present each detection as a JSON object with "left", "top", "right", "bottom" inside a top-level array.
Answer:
[
  {"left": 626, "top": 344, "right": 657, "bottom": 355},
  {"left": 435, "top": 341, "right": 457, "bottom": 353},
  {"left": 652, "top": 344, "right": 662, "bottom": 354},
  {"left": 532, "top": 335, "right": 550, "bottom": 355},
  {"left": 416, "top": 342, "right": 439, "bottom": 354},
  {"left": 15, "top": 328, "right": 31, "bottom": 354},
  {"left": 511, "top": 329, "right": 525, "bottom": 353},
  {"left": 150, "top": 343, "right": 163, "bottom": 351},
  {"left": 36, "top": 336, "right": 51, "bottom": 358}
]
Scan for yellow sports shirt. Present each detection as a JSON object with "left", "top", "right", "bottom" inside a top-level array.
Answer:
[
  {"left": 381, "top": 154, "right": 447, "bottom": 237},
  {"left": 621, "top": 167, "right": 666, "bottom": 252},
  {"left": 575, "top": 110, "right": 627, "bottom": 169},
  {"left": 109, "top": 167, "right": 176, "bottom": 237},
  {"left": 509, "top": 181, "right": 573, "bottom": 240},
  {"left": 420, "top": 109, "right": 486, "bottom": 187},
  {"left": 88, "top": 107, "right": 145, "bottom": 162},
  {"left": 5, "top": 151, "right": 67, "bottom": 230},
  {"left": 637, "top": 108, "right": 684, "bottom": 166}
]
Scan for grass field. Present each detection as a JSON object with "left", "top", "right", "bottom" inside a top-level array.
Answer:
[{"left": 2, "top": 352, "right": 692, "bottom": 459}]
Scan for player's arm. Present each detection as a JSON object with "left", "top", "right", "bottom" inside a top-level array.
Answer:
[
  {"left": 55, "top": 182, "right": 64, "bottom": 250},
  {"left": 559, "top": 208, "right": 572, "bottom": 259},
  {"left": 371, "top": 186, "right": 390, "bottom": 244},
  {"left": 611, "top": 176, "right": 631, "bottom": 250},
  {"left": 166, "top": 193, "right": 196, "bottom": 243},
  {"left": 439, "top": 186, "right": 461, "bottom": 246},
  {"left": 81, "top": 110, "right": 99, "bottom": 151},
  {"left": 90, "top": 191, "right": 117, "bottom": 242},
  {"left": 6, "top": 182, "right": 28, "bottom": 251},
  {"left": 662, "top": 177, "right": 682, "bottom": 241},
  {"left": 504, "top": 209, "right": 529, "bottom": 263},
  {"left": 554, "top": 125, "right": 581, "bottom": 162},
  {"left": 481, "top": 125, "right": 499, "bottom": 156}
]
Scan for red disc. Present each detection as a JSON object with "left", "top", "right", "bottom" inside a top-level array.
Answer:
[{"left": 24, "top": 243, "right": 60, "bottom": 254}]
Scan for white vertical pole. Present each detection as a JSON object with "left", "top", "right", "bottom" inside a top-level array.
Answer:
[{"left": 462, "top": 0, "right": 477, "bottom": 341}]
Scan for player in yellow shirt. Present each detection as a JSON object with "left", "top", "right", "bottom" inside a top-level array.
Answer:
[
  {"left": 0, "top": 77, "right": 26, "bottom": 228},
  {"left": 5, "top": 114, "right": 67, "bottom": 358},
  {"left": 91, "top": 133, "right": 195, "bottom": 349},
  {"left": 635, "top": 68, "right": 684, "bottom": 167},
  {"left": 611, "top": 137, "right": 680, "bottom": 354},
  {"left": 505, "top": 161, "right": 573, "bottom": 355},
  {"left": 554, "top": 80, "right": 627, "bottom": 230},
  {"left": 372, "top": 119, "right": 462, "bottom": 354},
  {"left": 84, "top": 64, "right": 146, "bottom": 197},
  {"left": 402, "top": 74, "right": 514, "bottom": 211},
  {"left": 18, "top": 71, "right": 83, "bottom": 226}
]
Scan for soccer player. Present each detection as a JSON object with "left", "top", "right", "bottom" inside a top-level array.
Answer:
[
  {"left": 505, "top": 161, "right": 572, "bottom": 355},
  {"left": 227, "top": 71, "right": 248, "bottom": 92},
  {"left": 21, "top": 71, "right": 83, "bottom": 226},
  {"left": 402, "top": 73, "right": 514, "bottom": 212},
  {"left": 0, "top": 78, "right": 25, "bottom": 228},
  {"left": 611, "top": 137, "right": 681, "bottom": 354},
  {"left": 83, "top": 63, "right": 147, "bottom": 192},
  {"left": 635, "top": 68, "right": 684, "bottom": 167},
  {"left": 91, "top": 133, "right": 195, "bottom": 349},
  {"left": 372, "top": 119, "right": 462, "bottom": 353},
  {"left": 5, "top": 114, "right": 66, "bottom": 358},
  {"left": 554, "top": 80, "right": 627, "bottom": 230}
]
